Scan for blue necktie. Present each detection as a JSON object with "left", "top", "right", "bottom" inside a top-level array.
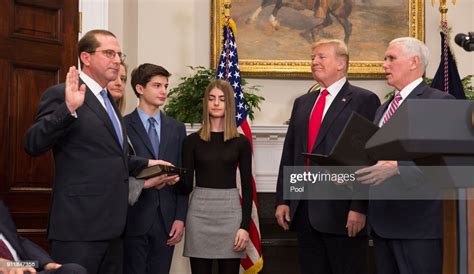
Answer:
[
  {"left": 148, "top": 117, "right": 160, "bottom": 159},
  {"left": 100, "top": 90, "right": 123, "bottom": 146}
]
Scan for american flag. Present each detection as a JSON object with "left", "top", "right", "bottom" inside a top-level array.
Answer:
[{"left": 216, "top": 17, "right": 263, "bottom": 273}]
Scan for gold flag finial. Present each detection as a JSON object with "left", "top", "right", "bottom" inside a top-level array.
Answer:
[
  {"left": 431, "top": 0, "right": 456, "bottom": 21},
  {"left": 223, "top": 0, "right": 232, "bottom": 17}
]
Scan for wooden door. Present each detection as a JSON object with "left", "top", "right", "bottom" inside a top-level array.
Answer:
[{"left": 0, "top": 0, "right": 78, "bottom": 249}]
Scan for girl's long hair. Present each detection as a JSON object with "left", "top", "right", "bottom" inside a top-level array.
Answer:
[{"left": 199, "top": 79, "right": 239, "bottom": 142}]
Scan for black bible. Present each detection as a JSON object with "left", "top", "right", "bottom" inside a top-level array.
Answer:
[{"left": 136, "top": 164, "right": 187, "bottom": 179}]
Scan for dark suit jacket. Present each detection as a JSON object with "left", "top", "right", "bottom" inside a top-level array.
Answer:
[
  {"left": 368, "top": 81, "right": 454, "bottom": 239},
  {"left": 0, "top": 201, "right": 53, "bottom": 269},
  {"left": 276, "top": 81, "right": 381, "bottom": 235},
  {"left": 124, "top": 109, "right": 188, "bottom": 236},
  {"left": 24, "top": 82, "right": 148, "bottom": 241}
]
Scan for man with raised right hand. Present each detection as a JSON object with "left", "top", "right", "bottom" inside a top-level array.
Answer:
[{"left": 24, "top": 29, "right": 159, "bottom": 274}]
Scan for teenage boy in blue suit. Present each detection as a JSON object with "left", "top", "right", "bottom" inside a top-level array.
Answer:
[{"left": 123, "top": 63, "right": 188, "bottom": 274}]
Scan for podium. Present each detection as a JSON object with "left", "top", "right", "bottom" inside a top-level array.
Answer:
[{"left": 365, "top": 99, "right": 474, "bottom": 274}]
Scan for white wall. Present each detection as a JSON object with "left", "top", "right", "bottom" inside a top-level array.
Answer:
[{"left": 107, "top": 0, "right": 474, "bottom": 125}]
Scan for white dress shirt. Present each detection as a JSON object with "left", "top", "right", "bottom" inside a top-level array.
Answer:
[
  {"left": 79, "top": 72, "right": 123, "bottom": 135},
  {"left": 310, "top": 77, "right": 347, "bottom": 119}
]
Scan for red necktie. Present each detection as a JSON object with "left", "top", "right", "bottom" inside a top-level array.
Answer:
[
  {"left": 308, "top": 89, "right": 329, "bottom": 154},
  {"left": 0, "top": 239, "right": 14, "bottom": 260}
]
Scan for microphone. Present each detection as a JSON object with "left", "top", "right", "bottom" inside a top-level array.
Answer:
[{"left": 455, "top": 32, "right": 474, "bottom": 52}]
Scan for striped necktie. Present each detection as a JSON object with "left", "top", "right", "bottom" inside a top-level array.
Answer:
[{"left": 381, "top": 92, "right": 402, "bottom": 126}]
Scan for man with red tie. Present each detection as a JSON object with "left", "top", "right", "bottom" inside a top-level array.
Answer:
[{"left": 275, "top": 39, "right": 380, "bottom": 274}]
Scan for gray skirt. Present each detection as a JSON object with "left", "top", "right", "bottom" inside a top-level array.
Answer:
[{"left": 184, "top": 187, "right": 245, "bottom": 259}]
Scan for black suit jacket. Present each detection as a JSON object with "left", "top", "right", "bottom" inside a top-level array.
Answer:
[
  {"left": 24, "top": 82, "right": 148, "bottom": 241},
  {"left": 368, "top": 81, "right": 454, "bottom": 239},
  {"left": 124, "top": 109, "right": 188, "bottom": 236},
  {"left": 276, "top": 81, "right": 381, "bottom": 235},
  {"left": 0, "top": 201, "right": 53, "bottom": 269}
]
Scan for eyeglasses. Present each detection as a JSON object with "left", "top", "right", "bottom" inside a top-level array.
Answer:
[{"left": 89, "top": 49, "right": 126, "bottom": 62}]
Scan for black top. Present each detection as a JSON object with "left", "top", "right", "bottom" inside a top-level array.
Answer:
[{"left": 182, "top": 131, "right": 253, "bottom": 230}]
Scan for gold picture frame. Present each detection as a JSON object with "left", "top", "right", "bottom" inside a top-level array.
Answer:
[{"left": 211, "top": 0, "right": 424, "bottom": 79}]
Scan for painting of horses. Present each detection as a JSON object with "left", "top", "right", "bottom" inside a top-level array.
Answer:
[{"left": 211, "top": 0, "right": 424, "bottom": 78}]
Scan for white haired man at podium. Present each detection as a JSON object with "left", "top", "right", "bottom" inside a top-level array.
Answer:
[{"left": 356, "top": 37, "right": 454, "bottom": 274}]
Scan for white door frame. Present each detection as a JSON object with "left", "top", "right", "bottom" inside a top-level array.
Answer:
[{"left": 79, "top": 0, "right": 109, "bottom": 39}]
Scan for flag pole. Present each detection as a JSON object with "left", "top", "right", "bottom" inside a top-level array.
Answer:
[
  {"left": 431, "top": 0, "right": 457, "bottom": 93},
  {"left": 431, "top": 0, "right": 457, "bottom": 22},
  {"left": 216, "top": 1, "right": 264, "bottom": 273},
  {"left": 223, "top": 0, "right": 231, "bottom": 17},
  {"left": 431, "top": 3, "right": 468, "bottom": 274},
  {"left": 223, "top": 0, "right": 236, "bottom": 32}
]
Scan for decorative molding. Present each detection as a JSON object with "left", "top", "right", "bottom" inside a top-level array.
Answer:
[
  {"left": 248, "top": 124, "right": 289, "bottom": 136},
  {"left": 185, "top": 124, "right": 288, "bottom": 137},
  {"left": 185, "top": 124, "right": 288, "bottom": 193}
]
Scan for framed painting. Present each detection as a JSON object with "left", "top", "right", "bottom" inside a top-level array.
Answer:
[{"left": 211, "top": 0, "right": 424, "bottom": 79}]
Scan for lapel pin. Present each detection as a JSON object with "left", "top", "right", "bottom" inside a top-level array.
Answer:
[{"left": 342, "top": 98, "right": 347, "bottom": 102}]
